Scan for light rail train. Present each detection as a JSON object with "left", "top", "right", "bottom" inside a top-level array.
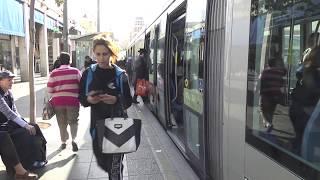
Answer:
[{"left": 128, "top": 0, "right": 320, "bottom": 179}]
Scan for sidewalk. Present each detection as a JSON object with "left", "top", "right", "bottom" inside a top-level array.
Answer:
[{"left": 0, "top": 75, "right": 199, "bottom": 180}]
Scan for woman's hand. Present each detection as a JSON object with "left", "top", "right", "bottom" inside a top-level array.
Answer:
[
  {"left": 99, "top": 93, "right": 117, "bottom": 104},
  {"left": 24, "top": 124, "right": 36, "bottom": 135},
  {"left": 87, "top": 91, "right": 102, "bottom": 104}
]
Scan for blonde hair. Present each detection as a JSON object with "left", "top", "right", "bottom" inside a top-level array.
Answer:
[{"left": 92, "top": 33, "right": 120, "bottom": 64}]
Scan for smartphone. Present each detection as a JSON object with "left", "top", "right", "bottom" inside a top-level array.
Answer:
[{"left": 90, "top": 91, "right": 103, "bottom": 97}]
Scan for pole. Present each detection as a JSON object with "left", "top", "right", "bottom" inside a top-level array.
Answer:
[
  {"left": 97, "top": 0, "right": 100, "bottom": 32},
  {"left": 63, "top": 0, "right": 68, "bottom": 52},
  {"left": 29, "top": 0, "right": 36, "bottom": 123}
]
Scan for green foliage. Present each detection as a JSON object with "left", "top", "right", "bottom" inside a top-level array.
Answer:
[{"left": 55, "top": 0, "right": 64, "bottom": 6}]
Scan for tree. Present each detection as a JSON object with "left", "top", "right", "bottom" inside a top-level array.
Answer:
[
  {"left": 63, "top": 0, "right": 68, "bottom": 52},
  {"left": 54, "top": 0, "right": 68, "bottom": 52},
  {"left": 29, "top": 0, "right": 36, "bottom": 123},
  {"left": 55, "top": 0, "right": 64, "bottom": 7}
]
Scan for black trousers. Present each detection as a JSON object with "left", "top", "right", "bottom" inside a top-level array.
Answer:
[
  {"left": 92, "top": 137, "right": 124, "bottom": 180},
  {"left": 0, "top": 131, "right": 20, "bottom": 170},
  {"left": 0, "top": 122, "right": 47, "bottom": 170},
  {"left": 11, "top": 124, "right": 47, "bottom": 169},
  {"left": 91, "top": 119, "right": 124, "bottom": 180}
]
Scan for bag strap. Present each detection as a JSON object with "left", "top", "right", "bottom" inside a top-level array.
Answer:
[
  {"left": 85, "top": 64, "right": 98, "bottom": 96},
  {"left": 313, "top": 21, "right": 320, "bottom": 46}
]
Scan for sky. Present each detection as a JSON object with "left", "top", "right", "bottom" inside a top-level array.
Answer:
[{"left": 68, "top": 0, "right": 172, "bottom": 41}]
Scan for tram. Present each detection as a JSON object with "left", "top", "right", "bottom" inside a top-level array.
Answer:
[{"left": 127, "top": 0, "right": 320, "bottom": 179}]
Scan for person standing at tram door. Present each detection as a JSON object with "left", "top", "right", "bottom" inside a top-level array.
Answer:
[
  {"left": 132, "top": 48, "right": 148, "bottom": 104},
  {"left": 53, "top": 56, "right": 61, "bottom": 70},
  {"left": 125, "top": 56, "right": 133, "bottom": 84},
  {"left": 290, "top": 45, "right": 320, "bottom": 155},
  {"left": 47, "top": 52, "right": 82, "bottom": 151},
  {"left": 259, "top": 57, "right": 287, "bottom": 132},
  {"left": 81, "top": 55, "right": 96, "bottom": 73}
]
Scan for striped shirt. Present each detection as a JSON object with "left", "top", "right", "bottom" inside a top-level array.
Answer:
[
  {"left": 47, "top": 65, "right": 81, "bottom": 106},
  {"left": 260, "top": 67, "right": 287, "bottom": 96}
]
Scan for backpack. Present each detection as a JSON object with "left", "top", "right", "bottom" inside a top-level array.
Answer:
[{"left": 85, "top": 64, "right": 125, "bottom": 96}]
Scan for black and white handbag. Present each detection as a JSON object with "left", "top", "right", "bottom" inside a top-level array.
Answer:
[
  {"left": 100, "top": 96, "right": 142, "bottom": 154},
  {"left": 102, "top": 117, "right": 141, "bottom": 154}
]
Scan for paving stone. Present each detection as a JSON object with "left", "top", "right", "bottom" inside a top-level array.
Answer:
[
  {"left": 148, "top": 174, "right": 164, "bottom": 180},
  {"left": 127, "top": 147, "right": 153, "bottom": 160},
  {"left": 127, "top": 158, "right": 161, "bottom": 176},
  {"left": 128, "top": 175, "right": 149, "bottom": 180},
  {"left": 146, "top": 136, "right": 162, "bottom": 150},
  {"left": 88, "top": 162, "right": 108, "bottom": 179},
  {"left": 68, "top": 162, "right": 91, "bottom": 179},
  {"left": 162, "top": 171, "right": 182, "bottom": 180},
  {"left": 74, "top": 150, "right": 93, "bottom": 163},
  {"left": 152, "top": 150, "right": 177, "bottom": 173},
  {"left": 142, "top": 124, "right": 158, "bottom": 137}
]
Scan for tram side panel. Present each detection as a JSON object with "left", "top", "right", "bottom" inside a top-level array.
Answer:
[{"left": 223, "top": 0, "right": 249, "bottom": 179}]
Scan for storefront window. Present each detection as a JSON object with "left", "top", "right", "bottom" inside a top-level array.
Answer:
[{"left": 0, "top": 35, "right": 12, "bottom": 71}]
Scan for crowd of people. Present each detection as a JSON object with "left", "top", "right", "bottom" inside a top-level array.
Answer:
[{"left": 0, "top": 33, "right": 150, "bottom": 180}]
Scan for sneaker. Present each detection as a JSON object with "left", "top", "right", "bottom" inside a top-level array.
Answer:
[
  {"left": 32, "top": 160, "right": 47, "bottom": 169},
  {"left": 59, "top": 143, "right": 66, "bottom": 150},
  {"left": 15, "top": 171, "right": 38, "bottom": 180},
  {"left": 72, "top": 142, "right": 78, "bottom": 152}
]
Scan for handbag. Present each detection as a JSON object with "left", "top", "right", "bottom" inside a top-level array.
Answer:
[
  {"left": 135, "top": 79, "right": 148, "bottom": 96},
  {"left": 101, "top": 96, "right": 142, "bottom": 154},
  {"left": 42, "top": 97, "right": 55, "bottom": 120},
  {"left": 102, "top": 117, "right": 141, "bottom": 154}
]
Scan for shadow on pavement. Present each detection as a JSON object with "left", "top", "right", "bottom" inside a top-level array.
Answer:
[
  {"left": 0, "top": 170, "right": 12, "bottom": 180},
  {"left": 35, "top": 154, "right": 76, "bottom": 178},
  {"left": 46, "top": 148, "right": 64, "bottom": 161},
  {"left": 14, "top": 87, "right": 47, "bottom": 120}
]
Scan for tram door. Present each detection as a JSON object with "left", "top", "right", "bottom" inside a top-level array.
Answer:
[
  {"left": 147, "top": 26, "right": 160, "bottom": 113},
  {"left": 167, "top": 13, "right": 187, "bottom": 144}
]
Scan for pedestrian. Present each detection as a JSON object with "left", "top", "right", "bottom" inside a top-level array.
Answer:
[
  {"left": 0, "top": 70, "right": 47, "bottom": 170},
  {"left": 132, "top": 48, "right": 148, "bottom": 103},
  {"left": 0, "top": 131, "right": 38, "bottom": 179},
  {"left": 47, "top": 52, "right": 82, "bottom": 151},
  {"left": 259, "top": 57, "right": 287, "bottom": 132},
  {"left": 290, "top": 45, "right": 320, "bottom": 155},
  {"left": 83, "top": 55, "right": 96, "bottom": 71},
  {"left": 79, "top": 34, "right": 132, "bottom": 180},
  {"left": 125, "top": 56, "right": 133, "bottom": 83},
  {"left": 53, "top": 56, "right": 61, "bottom": 70}
]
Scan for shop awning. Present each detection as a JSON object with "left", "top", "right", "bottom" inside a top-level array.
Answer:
[
  {"left": 0, "top": 0, "right": 25, "bottom": 37},
  {"left": 47, "top": 16, "right": 56, "bottom": 30},
  {"left": 34, "top": 9, "right": 44, "bottom": 25}
]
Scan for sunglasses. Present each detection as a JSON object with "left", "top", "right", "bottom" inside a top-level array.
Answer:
[{"left": 95, "top": 52, "right": 110, "bottom": 56}]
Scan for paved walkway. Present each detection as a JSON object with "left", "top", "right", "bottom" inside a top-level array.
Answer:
[{"left": 0, "top": 74, "right": 199, "bottom": 180}]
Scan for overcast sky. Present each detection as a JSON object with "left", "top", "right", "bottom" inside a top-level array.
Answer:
[{"left": 68, "top": 0, "right": 171, "bottom": 41}]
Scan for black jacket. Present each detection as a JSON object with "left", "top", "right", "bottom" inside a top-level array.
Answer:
[{"left": 79, "top": 64, "right": 132, "bottom": 130}]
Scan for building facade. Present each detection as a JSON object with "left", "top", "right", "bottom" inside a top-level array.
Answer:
[{"left": 0, "top": 0, "right": 63, "bottom": 81}]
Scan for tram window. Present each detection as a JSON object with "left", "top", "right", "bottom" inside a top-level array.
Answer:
[{"left": 246, "top": 0, "right": 320, "bottom": 178}]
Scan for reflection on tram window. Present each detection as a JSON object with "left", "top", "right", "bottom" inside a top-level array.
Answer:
[{"left": 247, "top": 0, "right": 320, "bottom": 177}]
